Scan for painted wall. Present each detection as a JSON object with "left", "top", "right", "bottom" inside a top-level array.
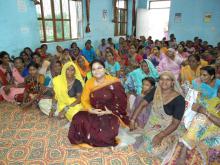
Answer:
[
  {"left": 0, "top": 0, "right": 134, "bottom": 56},
  {"left": 169, "top": 0, "right": 220, "bottom": 45},
  {"left": 0, "top": 0, "right": 40, "bottom": 57}
]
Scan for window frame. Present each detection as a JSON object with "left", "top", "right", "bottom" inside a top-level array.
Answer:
[
  {"left": 37, "top": 0, "right": 82, "bottom": 43},
  {"left": 148, "top": 0, "right": 171, "bottom": 10},
  {"left": 114, "top": 0, "right": 128, "bottom": 36}
]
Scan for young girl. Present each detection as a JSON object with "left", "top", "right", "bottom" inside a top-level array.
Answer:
[
  {"left": 128, "top": 77, "right": 156, "bottom": 128},
  {"left": 21, "top": 63, "right": 47, "bottom": 109}
]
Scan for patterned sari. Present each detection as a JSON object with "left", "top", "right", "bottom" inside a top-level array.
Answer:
[
  {"left": 179, "top": 97, "right": 220, "bottom": 164},
  {"left": 138, "top": 72, "right": 185, "bottom": 162},
  {"left": 68, "top": 75, "right": 129, "bottom": 147},
  {"left": 0, "top": 67, "right": 25, "bottom": 102}
]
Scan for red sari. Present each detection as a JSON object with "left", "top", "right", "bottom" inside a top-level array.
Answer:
[{"left": 68, "top": 75, "right": 129, "bottom": 147}]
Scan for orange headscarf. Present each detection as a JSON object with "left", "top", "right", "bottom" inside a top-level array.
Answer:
[{"left": 76, "top": 56, "right": 90, "bottom": 78}]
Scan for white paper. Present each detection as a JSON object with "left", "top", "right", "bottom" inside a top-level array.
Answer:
[{"left": 183, "top": 88, "right": 199, "bottom": 129}]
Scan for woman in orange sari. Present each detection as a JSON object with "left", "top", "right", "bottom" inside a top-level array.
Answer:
[
  {"left": 75, "top": 56, "right": 90, "bottom": 79},
  {"left": 68, "top": 59, "right": 129, "bottom": 147}
]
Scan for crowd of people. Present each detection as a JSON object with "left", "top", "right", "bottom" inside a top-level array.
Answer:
[{"left": 0, "top": 34, "right": 220, "bottom": 163}]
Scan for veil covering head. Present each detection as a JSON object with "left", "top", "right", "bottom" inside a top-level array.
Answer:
[{"left": 152, "top": 71, "right": 184, "bottom": 112}]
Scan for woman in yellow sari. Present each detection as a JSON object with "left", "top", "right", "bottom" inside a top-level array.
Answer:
[
  {"left": 52, "top": 61, "right": 84, "bottom": 121},
  {"left": 180, "top": 54, "right": 204, "bottom": 84},
  {"left": 172, "top": 87, "right": 220, "bottom": 164}
]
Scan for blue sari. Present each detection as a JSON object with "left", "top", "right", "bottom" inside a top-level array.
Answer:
[{"left": 125, "top": 59, "right": 159, "bottom": 95}]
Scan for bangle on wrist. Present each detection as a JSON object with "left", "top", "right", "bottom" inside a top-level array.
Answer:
[
  {"left": 64, "top": 106, "right": 69, "bottom": 113},
  {"left": 206, "top": 111, "right": 210, "bottom": 118}
]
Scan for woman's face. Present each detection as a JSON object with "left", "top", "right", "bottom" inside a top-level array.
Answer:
[
  {"left": 152, "top": 47, "right": 159, "bottom": 54},
  {"left": 63, "top": 50, "right": 70, "bottom": 60},
  {"left": 29, "top": 66, "right": 38, "bottom": 77},
  {"left": 24, "top": 48, "right": 32, "bottom": 56},
  {"left": 1, "top": 55, "right": 10, "bottom": 65},
  {"left": 73, "top": 48, "right": 79, "bottom": 56},
  {"left": 54, "top": 62, "right": 62, "bottom": 75},
  {"left": 129, "top": 45, "right": 136, "bottom": 54},
  {"left": 177, "top": 45, "right": 184, "bottom": 52},
  {"left": 106, "top": 52, "right": 114, "bottom": 62},
  {"left": 188, "top": 56, "right": 199, "bottom": 69},
  {"left": 71, "top": 43, "right": 77, "bottom": 49},
  {"left": 167, "top": 50, "right": 175, "bottom": 58},
  {"left": 91, "top": 62, "right": 105, "bottom": 79},
  {"left": 142, "top": 80, "right": 152, "bottom": 92},
  {"left": 159, "top": 75, "right": 173, "bottom": 90},
  {"left": 66, "top": 65, "right": 75, "bottom": 79},
  {"left": 141, "top": 62, "right": 149, "bottom": 74},
  {"left": 33, "top": 55, "right": 41, "bottom": 64},
  {"left": 200, "top": 70, "right": 213, "bottom": 83},
  {"left": 145, "top": 48, "right": 151, "bottom": 54},
  {"left": 21, "top": 53, "right": 29, "bottom": 61},
  {"left": 14, "top": 59, "right": 24, "bottom": 69},
  {"left": 56, "top": 46, "right": 63, "bottom": 53},
  {"left": 77, "top": 57, "right": 85, "bottom": 67}
]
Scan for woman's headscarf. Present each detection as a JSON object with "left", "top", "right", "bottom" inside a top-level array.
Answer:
[
  {"left": 76, "top": 56, "right": 90, "bottom": 78},
  {"left": 53, "top": 61, "right": 84, "bottom": 102},
  {"left": 152, "top": 71, "right": 184, "bottom": 111},
  {"left": 142, "top": 59, "right": 159, "bottom": 78}
]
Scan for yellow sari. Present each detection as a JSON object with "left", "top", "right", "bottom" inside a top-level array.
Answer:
[
  {"left": 180, "top": 97, "right": 220, "bottom": 163},
  {"left": 53, "top": 62, "right": 85, "bottom": 121},
  {"left": 180, "top": 65, "right": 202, "bottom": 84}
]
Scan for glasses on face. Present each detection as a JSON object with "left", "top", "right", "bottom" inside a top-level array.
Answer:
[{"left": 92, "top": 66, "right": 104, "bottom": 71}]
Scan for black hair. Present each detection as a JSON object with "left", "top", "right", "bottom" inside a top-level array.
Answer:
[
  {"left": 142, "top": 77, "right": 156, "bottom": 87},
  {"left": 24, "top": 47, "right": 33, "bottom": 54},
  {"left": 0, "top": 51, "right": 10, "bottom": 64},
  {"left": 41, "top": 44, "right": 48, "bottom": 49},
  {"left": 27, "top": 62, "right": 39, "bottom": 70},
  {"left": 71, "top": 42, "right": 77, "bottom": 48},
  {"left": 154, "top": 46, "right": 160, "bottom": 51},
  {"left": 32, "top": 53, "right": 41, "bottom": 58},
  {"left": 63, "top": 48, "right": 69, "bottom": 53},
  {"left": 188, "top": 54, "right": 200, "bottom": 62},
  {"left": 108, "top": 37, "right": 112, "bottom": 42},
  {"left": 200, "top": 66, "right": 215, "bottom": 79},
  {"left": 55, "top": 60, "right": 62, "bottom": 66},
  {"left": 85, "top": 41, "right": 91, "bottom": 46},
  {"left": 137, "top": 45, "right": 144, "bottom": 52},
  {"left": 90, "top": 59, "right": 105, "bottom": 69},
  {"left": 0, "top": 51, "right": 9, "bottom": 59},
  {"left": 20, "top": 51, "right": 28, "bottom": 57},
  {"left": 13, "top": 57, "right": 24, "bottom": 63}
]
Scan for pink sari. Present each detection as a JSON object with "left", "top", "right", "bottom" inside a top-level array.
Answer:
[
  {"left": 0, "top": 67, "right": 25, "bottom": 102},
  {"left": 158, "top": 56, "right": 182, "bottom": 80}
]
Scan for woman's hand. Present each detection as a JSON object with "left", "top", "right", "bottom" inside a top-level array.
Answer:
[
  {"left": 3, "top": 86, "right": 11, "bottom": 95},
  {"left": 129, "top": 119, "right": 136, "bottom": 131},
  {"left": 89, "top": 108, "right": 103, "bottom": 115},
  {"left": 58, "top": 111, "right": 65, "bottom": 119},
  {"left": 192, "top": 103, "right": 206, "bottom": 114},
  {"left": 49, "top": 111, "right": 54, "bottom": 118},
  {"left": 152, "top": 133, "right": 164, "bottom": 147}
]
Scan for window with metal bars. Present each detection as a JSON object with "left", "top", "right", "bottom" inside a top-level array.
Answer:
[{"left": 36, "top": 0, "right": 83, "bottom": 43}]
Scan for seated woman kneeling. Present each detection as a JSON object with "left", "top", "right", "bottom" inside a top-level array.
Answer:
[
  {"left": 68, "top": 59, "right": 130, "bottom": 147},
  {"left": 130, "top": 71, "right": 185, "bottom": 161},
  {"left": 50, "top": 61, "right": 84, "bottom": 121}
]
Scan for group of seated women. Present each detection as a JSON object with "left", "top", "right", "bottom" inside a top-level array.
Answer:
[{"left": 0, "top": 34, "right": 220, "bottom": 163}]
